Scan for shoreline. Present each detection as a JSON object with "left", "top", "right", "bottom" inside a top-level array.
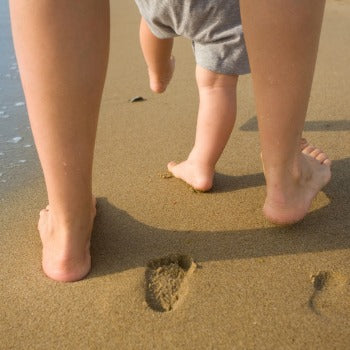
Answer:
[{"left": 0, "top": 0, "right": 38, "bottom": 197}]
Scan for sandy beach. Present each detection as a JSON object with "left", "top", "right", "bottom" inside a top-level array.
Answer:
[{"left": 1, "top": 1, "right": 350, "bottom": 349}]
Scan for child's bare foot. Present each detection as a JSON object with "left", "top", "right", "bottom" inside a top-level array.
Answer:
[
  {"left": 263, "top": 140, "right": 331, "bottom": 225},
  {"left": 167, "top": 159, "right": 214, "bottom": 192},
  {"left": 38, "top": 197, "right": 97, "bottom": 282},
  {"left": 148, "top": 56, "right": 175, "bottom": 93}
]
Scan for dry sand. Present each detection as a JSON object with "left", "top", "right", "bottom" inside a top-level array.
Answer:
[{"left": 1, "top": 1, "right": 350, "bottom": 349}]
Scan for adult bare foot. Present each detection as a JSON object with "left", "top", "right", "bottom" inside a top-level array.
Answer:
[
  {"left": 38, "top": 197, "right": 97, "bottom": 282},
  {"left": 263, "top": 141, "right": 331, "bottom": 225},
  {"left": 148, "top": 55, "right": 175, "bottom": 93},
  {"left": 300, "top": 138, "right": 331, "bottom": 166},
  {"left": 167, "top": 159, "right": 214, "bottom": 192}
]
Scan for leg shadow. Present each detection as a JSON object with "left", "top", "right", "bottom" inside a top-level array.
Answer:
[
  {"left": 239, "top": 116, "right": 350, "bottom": 132},
  {"left": 89, "top": 157, "right": 350, "bottom": 279}
]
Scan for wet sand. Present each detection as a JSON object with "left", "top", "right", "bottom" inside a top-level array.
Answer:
[
  {"left": 0, "top": 0, "right": 38, "bottom": 196},
  {"left": 1, "top": 1, "right": 350, "bottom": 349}
]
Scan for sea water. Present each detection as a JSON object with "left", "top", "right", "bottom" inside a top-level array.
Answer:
[{"left": 0, "top": 0, "right": 38, "bottom": 196}]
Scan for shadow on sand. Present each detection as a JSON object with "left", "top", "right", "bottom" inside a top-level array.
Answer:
[
  {"left": 89, "top": 157, "right": 350, "bottom": 279},
  {"left": 239, "top": 116, "right": 350, "bottom": 132}
]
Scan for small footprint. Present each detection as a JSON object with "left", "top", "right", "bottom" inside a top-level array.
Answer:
[
  {"left": 158, "top": 172, "right": 173, "bottom": 179},
  {"left": 308, "top": 271, "right": 350, "bottom": 320},
  {"left": 145, "top": 254, "right": 196, "bottom": 312}
]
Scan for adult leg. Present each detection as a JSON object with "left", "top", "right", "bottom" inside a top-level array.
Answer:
[
  {"left": 139, "top": 17, "right": 175, "bottom": 93},
  {"left": 240, "top": 0, "right": 331, "bottom": 224},
  {"left": 10, "top": 0, "right": 110, "bottom": 281},
  {"left": 168, "top": 66, "right": 238, "bottom": 191}
]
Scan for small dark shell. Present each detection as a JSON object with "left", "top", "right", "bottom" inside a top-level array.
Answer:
[{"left": 129, "top": 96, "right": 146, "bottom": 103}]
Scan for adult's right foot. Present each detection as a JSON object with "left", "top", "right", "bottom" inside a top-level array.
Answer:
[
  {"left": 263, "top": 141, "right": 331, "bottom": 225},
  {"left": 38, "top": 197, "right": 97, "bottom": 282}
]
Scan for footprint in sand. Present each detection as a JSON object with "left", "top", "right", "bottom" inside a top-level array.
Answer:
[
  {"left": 145, "top": 254, "right": 196, "bottom": 312},
  {"left": 308, "top": 271, "right": 350, "bottom": 321}
]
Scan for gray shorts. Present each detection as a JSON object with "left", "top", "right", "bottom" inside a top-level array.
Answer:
[{"left": 135, "top": 0, "right": 250, "bottom": 75}]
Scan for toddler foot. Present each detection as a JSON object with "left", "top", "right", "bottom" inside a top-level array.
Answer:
[
  {"left": 148, "top": 56, "right": 175, "bottom": 93},
  {"left": 167, "top": 160, "right": 214, "bottom": 192},
  {"left": 38, "top": 197, "right": 97, "bottom": 282},
  {"left": 263, "top": 140, "right": 331, "bottom": 225}
]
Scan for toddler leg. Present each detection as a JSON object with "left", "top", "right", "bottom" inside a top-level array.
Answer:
[
  {"left": 139, "top": 17, "right": 175, "bottom": 93},
  {"left": 240, "top": 0, "right": 331, "bottom": 224},
  {"left": 168, "top": 66, "right": 238, "bottom": 191}
]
